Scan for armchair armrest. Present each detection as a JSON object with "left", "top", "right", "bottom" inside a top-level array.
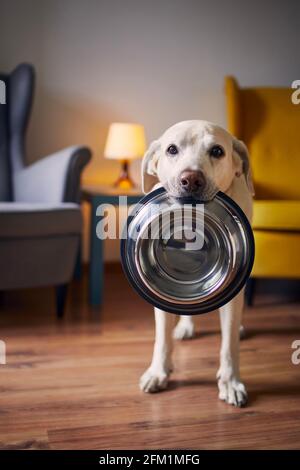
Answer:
[{"left": 13, "top": 146, "right": 91, "bottom": 203}]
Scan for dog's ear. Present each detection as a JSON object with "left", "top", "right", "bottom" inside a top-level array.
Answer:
[
  {"left": 232, "top": 138, "right": 255, "bottom": 196},
  {"left": 141, "top": 140, "right": 160, "bottom": 193}
]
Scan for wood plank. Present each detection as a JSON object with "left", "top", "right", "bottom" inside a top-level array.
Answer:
[{"left": 0, "top": 264, "right": 299, "bottom": 449}]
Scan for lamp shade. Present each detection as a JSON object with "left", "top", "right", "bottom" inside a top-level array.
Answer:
[{"left": 104, "top": 123, "right": 146, "bottom": 160}]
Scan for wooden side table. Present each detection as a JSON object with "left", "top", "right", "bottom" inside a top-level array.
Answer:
[{"left": 82, "top": 184, "right": 142, "bottom": 306}]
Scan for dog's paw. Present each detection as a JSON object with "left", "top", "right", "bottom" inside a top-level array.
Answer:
[
  {"left": 139, "top": 367, "right": 170, "bottom": 393},
  {"left": 173, "top": 321, "right": 195, "bottom": 340},
  {"left": 218, "top": 377, "right": 248, "bottom": 407}
]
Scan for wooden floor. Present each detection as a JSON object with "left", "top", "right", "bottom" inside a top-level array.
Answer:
[{"left": 0, "top": 264, "right": 299, "bottom": 450}]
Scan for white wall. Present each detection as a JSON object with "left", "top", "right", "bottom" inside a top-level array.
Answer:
[{"left": 1, "top": 0, "right": 299, "bottom": 260}]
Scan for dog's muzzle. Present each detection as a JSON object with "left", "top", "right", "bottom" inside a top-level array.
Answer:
[{"left": 179, "top": 170, "right": 206, "bottom": 194}]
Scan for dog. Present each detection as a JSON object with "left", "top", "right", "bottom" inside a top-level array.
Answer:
[{"left": 139, "top": 120, "right": 254, "bottom": 407}]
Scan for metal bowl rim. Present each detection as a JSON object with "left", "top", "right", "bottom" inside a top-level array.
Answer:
[{"left": 120, "top": 187, "right": 255, "bottom": 315}]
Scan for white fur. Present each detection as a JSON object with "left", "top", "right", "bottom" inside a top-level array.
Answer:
[
  {"left": 139, "top": 120, "right": 253, "bottom": 407},
  {"left": 173, "top": 315, "right": 195, "bottom": 340}
]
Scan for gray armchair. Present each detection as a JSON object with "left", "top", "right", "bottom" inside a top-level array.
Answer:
[{"left": 0, "top": 63, "right": 91, "bottom": 316}]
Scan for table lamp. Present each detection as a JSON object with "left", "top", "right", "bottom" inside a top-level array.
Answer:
[{"left": 104, "top": 122, "right": 146, "bottom": 189}]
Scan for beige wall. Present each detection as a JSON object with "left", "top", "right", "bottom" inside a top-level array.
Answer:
[{"left": 1, "top": 0, "right": 299, "bottom": 260}]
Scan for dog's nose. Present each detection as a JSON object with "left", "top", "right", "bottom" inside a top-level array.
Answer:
[{"left": 180, "top": 170, "right": 206, "bottom": 193}]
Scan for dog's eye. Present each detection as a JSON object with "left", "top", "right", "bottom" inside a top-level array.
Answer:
[
  {"left": 167, "top": 145, "right": 178, "bottom": 155},
  {"left": 209, "top": 145, "right": 225, "bottom": 158}
]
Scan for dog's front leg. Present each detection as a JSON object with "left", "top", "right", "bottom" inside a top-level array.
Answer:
[
  {"left": 140, "top": 307, "right": 175, "bottom": 393},
  {"left": 173, "top": 315, "right": 195, "bottom": 340},
  {"left": 217, "top": 291, "right": 248, "bottom": 407}
]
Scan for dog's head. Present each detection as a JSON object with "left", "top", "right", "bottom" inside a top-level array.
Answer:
[{"left": 142, "top": 120, "right": 254, "bottom": 199}]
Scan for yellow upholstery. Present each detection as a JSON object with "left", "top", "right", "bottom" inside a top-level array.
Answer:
[
  {"left": 253, "top": 201, "right": 300, "bottom": 231},
  {"left": 225, "top": 76, "right": 300, "bottom": 279},
  {"left": 251, "top": 231, "right": 300, "bottom": 279}
]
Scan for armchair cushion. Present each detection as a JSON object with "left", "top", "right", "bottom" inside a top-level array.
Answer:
[
  {"left": 253, "top": 200, "right": 300, "bottom": 231},
  {"left": 0, "top": 202, "right": 81, "bottom": 238},
  {"left": 13, "top": 146, "right": 91, "bottom": 204}
]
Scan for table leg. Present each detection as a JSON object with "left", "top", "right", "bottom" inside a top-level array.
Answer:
[
  {"left": 89, "top": 198, "right": 103, "bottom": 306},
  {"left": 73, "top": 237, "right": 82, "bottom": 280}
]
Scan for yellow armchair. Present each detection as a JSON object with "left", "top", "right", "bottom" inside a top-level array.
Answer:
[{"left": 225, "top": 76, "right": 300, "bottom": 304}]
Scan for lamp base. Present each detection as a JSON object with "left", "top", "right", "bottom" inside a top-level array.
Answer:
[{"left": 114, "top": 160, "right": 136, "bottom": 190}]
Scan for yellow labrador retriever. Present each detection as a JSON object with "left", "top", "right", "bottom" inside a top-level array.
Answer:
[{"left": 140, "top": 120, "right": 254, "bottom": 407}]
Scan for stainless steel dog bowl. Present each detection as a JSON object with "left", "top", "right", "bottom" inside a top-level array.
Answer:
[{"left": 121, "top": 187, "right": 254, "bottom": 315}]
